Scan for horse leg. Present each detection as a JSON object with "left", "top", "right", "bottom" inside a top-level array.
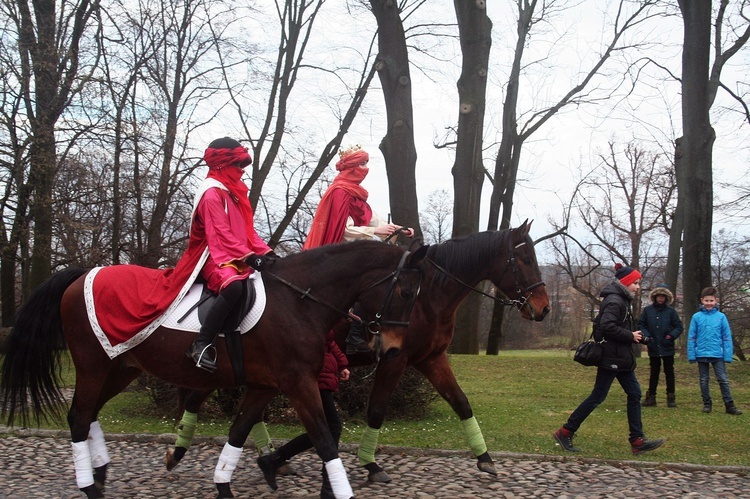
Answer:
[
  {"left": 357, "top": 353, "right": 409, "bottom": 483},
  {"left": 165, "top": 388, "right": 214, "bottom": 471},
  {"left": 213, "top": 388, "right": 277, "bottom": 499},
  {"left": 285, "top": 384, "right": 353, "bottom": 499},
  {"left": 415, "top": 353, "right": 496, "bottom": 476},
  {"left": 89, "top": 366, "right": 143, "bottom": 491}
]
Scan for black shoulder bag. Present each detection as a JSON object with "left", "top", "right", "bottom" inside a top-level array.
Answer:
[{"left": 574, "top": 315, "right": 605, "bottom": 366}]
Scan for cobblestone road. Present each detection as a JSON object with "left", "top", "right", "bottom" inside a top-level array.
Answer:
[{"left": 1, "top": 429, "right": 748, "bottom": 498}]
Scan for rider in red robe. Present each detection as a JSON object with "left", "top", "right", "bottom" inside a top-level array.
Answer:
[
  {"left": 185, "top": 137, "right": 274, "bottom": 371},
  {"left": 303, "top": 145, "right": 413, "bottom": 354}
]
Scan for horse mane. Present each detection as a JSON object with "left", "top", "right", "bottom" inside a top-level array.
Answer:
[{"left": 425, "top": 230, "right": 510, "bottom": 288}]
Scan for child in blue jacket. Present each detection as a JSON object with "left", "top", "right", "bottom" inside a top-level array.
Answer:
[{"left": 687, "top": 286, "right": 742, "bottom": 415}]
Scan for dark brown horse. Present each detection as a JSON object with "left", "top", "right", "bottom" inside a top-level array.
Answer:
[
  {"left": 165, "top": 221, "right": 550, "bottom": 494},
  {"left": 0, "top": 241, "right": 425, "bottom": 499}
]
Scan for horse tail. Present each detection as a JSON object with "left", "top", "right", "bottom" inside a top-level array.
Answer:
[{"left": 1, "top": 267, "right": 87, "bottom": 427}]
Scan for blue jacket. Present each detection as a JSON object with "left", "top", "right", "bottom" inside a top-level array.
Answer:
[
  {"left": 687, "top": 307, "right": 734, "bottom": 362},
  {"left": 638, "top": 302, "right": 683, "bottom": 357}
]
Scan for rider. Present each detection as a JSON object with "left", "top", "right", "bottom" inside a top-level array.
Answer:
[
  {"left": 304, "top": 144, "right": 414, "bottom": 354},
  {"left": 184, "top": 137, "right": 276, "bottom": 371}
]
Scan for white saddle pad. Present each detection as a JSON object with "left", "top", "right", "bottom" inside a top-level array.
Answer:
[{"left": 161, "top": 275, "right": 266, "bottom": 333}]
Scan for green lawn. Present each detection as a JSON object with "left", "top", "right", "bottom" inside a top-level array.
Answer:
[{"left": 4, "top": 350, "right": 749, "bottom": 467}]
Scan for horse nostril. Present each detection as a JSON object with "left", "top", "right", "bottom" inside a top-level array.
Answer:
[{"left": 543, "top": 306, "right": 550, "bottom": 317}]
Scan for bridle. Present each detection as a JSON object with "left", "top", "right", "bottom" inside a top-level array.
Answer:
[
  {"left": 261, "top": 249, "right": 420, "bottom": 334},
  {"left": 426, "top": 233, "right": 545, "bottom": 311}
]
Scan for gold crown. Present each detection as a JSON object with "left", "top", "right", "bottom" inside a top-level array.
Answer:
[{"left": 339, "top": 144, "right": 362, "bottom": 159}]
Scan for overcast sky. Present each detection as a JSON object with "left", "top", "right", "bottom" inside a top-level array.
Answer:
[{"left": 222, "top": 1, "right": 749, "bottom": 261}]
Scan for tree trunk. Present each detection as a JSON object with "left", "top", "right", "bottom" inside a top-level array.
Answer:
[
  {"left": 665, "top": 138, "right": 683, "bottom": 299},
  {"left": 370, "top": 0, "right": 420, "bottom": 236},
  {"left": 450, "top": 0, "right": 492, "bottom": 354},
  {"left": 678, "top": 0, "right": 715, "bottom": 321}
]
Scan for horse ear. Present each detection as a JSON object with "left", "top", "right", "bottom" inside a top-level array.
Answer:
[
  {"left": 519, "top": 219, "right": 531, "bottom": 236},
  {"left": 407, "top": 244, "right": 429, "bottom": 267},
  {"left": 408, "top": 237, "right": 424, "bottom": 252}
]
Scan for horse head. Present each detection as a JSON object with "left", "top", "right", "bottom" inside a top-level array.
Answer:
[
  {"left": 492, "top": 220, "right": 550, "bottom": 321},
  {"left": 358, "top": 244, "right": 427, "bottom": 358}
]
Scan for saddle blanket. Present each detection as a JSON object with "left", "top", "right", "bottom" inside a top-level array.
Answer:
[{"left": 84, "top": 266, "right": 266, "bottom": 359}]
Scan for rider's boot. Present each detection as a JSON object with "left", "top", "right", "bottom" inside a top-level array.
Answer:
[
  {"left": 345, "top": 303, "right": 371, "bottom": 355},
  {"left": 187, "top": 325, "right": 217, "bottom": 372}
]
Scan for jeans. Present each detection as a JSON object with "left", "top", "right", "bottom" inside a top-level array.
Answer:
[
  {"left": 648, "top": 355, "right": 675, "bottom": 394},
  {"left": 698, "top": 359, "right": 734, "bottom": 405},
  {"left": 564, "top": 368, "right": 644, "bottom": 441}
]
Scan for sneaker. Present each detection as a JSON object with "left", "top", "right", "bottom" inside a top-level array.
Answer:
[
  {"left": 703, "top": 404, "right": 712, "bottom": 413},
  {"left": 553, "top": 427, "right": 580, "bottom": 452},
  {"left": 631, "top": 437, "right": 665, "bottom": 455}
]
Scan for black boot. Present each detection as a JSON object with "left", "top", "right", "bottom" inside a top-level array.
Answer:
[
  {"left": 345, "top": 303, "right": 371, "bottom": 355},
  {"left": 257, "top": 451, "right": 285, "bottom": 491},
  {"left": 726, "top": 402, "right": 743, "bottom": 415},
  {"left": 643, "top": 390, "right": 656, "bottom": 407},
  {"left": 667, "top": 393, "right": 677, "bottom": 408},
  {"left": 703, "top": 398, "right": 712, "bottom": 413},
  {"left": 186, "top": 327, "right": 217, "bottom": 372}
]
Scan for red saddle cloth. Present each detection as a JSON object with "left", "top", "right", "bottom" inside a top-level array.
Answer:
[{"left": 87, "top": 243, "right": 206, "bottom": 353}]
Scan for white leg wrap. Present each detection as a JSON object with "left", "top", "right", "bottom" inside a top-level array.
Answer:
[
  {"left": 71, "top": 440, "right": 94, "bottom": 489},
  {"left": 325, "top": 458, "right": 353, "bottom": 499},
  {"left": 88, "top": 421, "right": 110, "bottom": 468},
  {"left": 214, "top": 443, "right": 243, "bottom": 484}
]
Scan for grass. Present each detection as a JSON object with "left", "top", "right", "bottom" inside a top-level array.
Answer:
[{"left": 4, "top": 350, "right": 749, "bottom": 467}]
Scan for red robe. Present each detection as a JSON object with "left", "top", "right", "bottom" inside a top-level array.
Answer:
[{"left": 89, "top": 180, "right": 270, "bottom": 350}]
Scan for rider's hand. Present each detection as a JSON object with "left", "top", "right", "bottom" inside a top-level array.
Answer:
[{"left": 246, "top": 252, "right": 277, "bottom": 271}]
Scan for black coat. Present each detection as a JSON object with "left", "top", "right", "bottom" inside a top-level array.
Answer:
[
  {"left": 593, "top": 281, "right": 637, "bottom": 372},
  {"left": 637, "top": 303, "right": 683, "bottom": 357}
]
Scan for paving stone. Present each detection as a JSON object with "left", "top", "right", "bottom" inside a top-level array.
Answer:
[{"left": 0, "top": 430, "right": 749, "bottom": 498}]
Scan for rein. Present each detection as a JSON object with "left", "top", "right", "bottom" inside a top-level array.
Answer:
[
  {"left": 260, "top": 250, "right": 418, "bottom": 333},
  {"left": 425, "top": 233, "right": 545, "bottom": 308}
]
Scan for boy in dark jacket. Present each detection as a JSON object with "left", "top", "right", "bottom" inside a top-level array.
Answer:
[
  {"left": 638, "top": 284, "right": 684, "bottom": 407},
  {"left": 554, "top": 264, "right": 665, "bottom": 455}
]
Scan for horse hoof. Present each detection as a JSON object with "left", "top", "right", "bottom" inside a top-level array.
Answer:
[
  {"left": 80, "top": 484, "right": 104, "bottom": 498},
  {"left": 215, "top": 481, "right": 234, "bottom": 498},
  {"left": 165, "top": 447, "right": 187, "bottom": 471},
  {"left": 477, "top": 460, "right": 497, "bottom": 475}
]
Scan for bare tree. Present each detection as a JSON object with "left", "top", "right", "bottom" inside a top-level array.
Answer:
[
  {"left": 710, "top": 229, "right": 749, "bottom": 361},
  {"left": 10, "top": 0, "right": 101, "bottom": 289},
  {"left": 449, "top": 0, "right": 492, "bottom": 354},
  {"left": 420, "top": 189, "right": 453, "bottom": 244},
  {"left": 672, "top": 0, "right": 750, "bottom": 323},
  {"left": 483, "top": 0, "right": 661, "bottom": 354},
  {"left": 550, "top": 139, "right": 677, "bottom": 343}
]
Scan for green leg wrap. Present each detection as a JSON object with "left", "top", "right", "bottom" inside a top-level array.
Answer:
[
  {"left": 461, "top": 416, "right": 488, "bottom": 456},
  {"left": 250, "top": 422, "right": 273, "bottom": 453},
  {"left": 358, "top": 426, "right": 380, "bottom": 466},
  {"left": 175, "top": 411, "right": 198, "bottom": 449}
]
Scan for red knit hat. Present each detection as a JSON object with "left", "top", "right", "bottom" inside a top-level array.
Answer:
[{"left": 615, "top": 263, "right": 641, "bottom": 286}]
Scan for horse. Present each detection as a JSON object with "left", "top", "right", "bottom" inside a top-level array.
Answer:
[
  {"left": 0, "top": 240, "right": 426, "bottom": 499},
  {"left": 164, "top": 220, "right": 550, "bottom": 494}
]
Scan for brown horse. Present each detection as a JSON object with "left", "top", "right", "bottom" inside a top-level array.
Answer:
[
  {"left": 165, "top": 221, "right": 550, "bottom": 494},
  {"left": 0, "top": 240, "right": 425, "bottom": 499}
]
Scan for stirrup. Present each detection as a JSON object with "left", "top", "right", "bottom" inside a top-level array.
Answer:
[{"left": 188, "top": 344, "right": 217, "bottom": 372}]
